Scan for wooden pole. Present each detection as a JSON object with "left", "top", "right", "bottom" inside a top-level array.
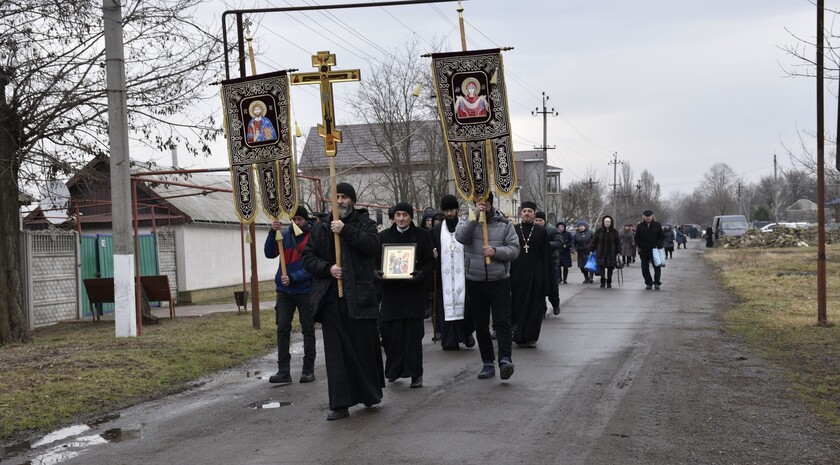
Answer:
[
  {"left": 816, "top": 0, "right": 827, "bottom": 325},
  {"left": 329, "top": 158, "right": 344, "bottom": 296}
]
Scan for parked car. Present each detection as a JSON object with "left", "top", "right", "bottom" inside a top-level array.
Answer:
[{"left": 759, "top": 222, "right": 811, "bottom": 233}]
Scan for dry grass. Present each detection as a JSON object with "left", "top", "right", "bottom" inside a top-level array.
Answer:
[
  {"left": 0, "top": 309, "right": 286, "bottom": 441},
  {"left": 705, "top": 245, "right": 840, "bottom": 429}
]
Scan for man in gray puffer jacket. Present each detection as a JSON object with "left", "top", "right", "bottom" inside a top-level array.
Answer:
[{"left": 455, "top": 192, "right": 520, "bottom": 381}]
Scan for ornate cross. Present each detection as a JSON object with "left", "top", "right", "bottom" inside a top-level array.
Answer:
[{"left": 291, "top": 51, "right": 360, "bottom": 156}]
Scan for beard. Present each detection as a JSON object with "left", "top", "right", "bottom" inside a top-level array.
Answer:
[
  {"left": 338, "top": 205, "right": 351, "bottom": 219},
  {"left": 444, "top": 216, "right": 459, "bottom": 232}
]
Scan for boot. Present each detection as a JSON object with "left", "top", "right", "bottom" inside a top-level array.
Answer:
[
  {"left": 607, "top": 279, "right": 612, "bottom": 289},
  {"left": 600, "top": 277, "right": 606, "bottom": 288}
]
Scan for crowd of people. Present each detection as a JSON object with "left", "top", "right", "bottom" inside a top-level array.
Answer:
[{"left": 264, "top": 182, "right": 683, "bottom": 420}]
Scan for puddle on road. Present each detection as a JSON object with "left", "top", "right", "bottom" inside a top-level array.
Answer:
[
  {"left": 248, "top": 399, "right": 293, "bottom": 409},
  {"left": 1, "top": 414, "right": 138, "bottom": 464}
]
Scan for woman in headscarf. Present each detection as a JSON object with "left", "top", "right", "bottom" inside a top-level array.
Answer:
[
  {"left": 556, "top": 221, "right": 573, "bottom": 284},
  {"left": 590, "top": 215, "right": 622, "bottom": 288},
  {"left": 573, "top": 221, "right": 594, "bottom": 283}
]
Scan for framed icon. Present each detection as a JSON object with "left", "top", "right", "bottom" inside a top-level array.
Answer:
[{"left": 381, "top": 244, "right": 416, "bottom": 279}]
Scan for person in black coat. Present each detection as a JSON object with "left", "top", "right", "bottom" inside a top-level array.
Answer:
[
  {"left": 590, "top": 215, "right": 622, "bottom": 288},
  {"left": 301, "top": 182, "right": 384, "bottom": 421},
  {"left": 377, "top": 202, "right": 435, "bottom": 388},
  {"left": 556, "top": 221, "right": 573, "bottom": 283},
  {"left": 634, "top": 209, "right": 665, "bottom": 290}
]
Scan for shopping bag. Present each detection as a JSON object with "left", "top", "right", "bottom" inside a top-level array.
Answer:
[
  {"left": 652, "top": 248, "right": 665, "bottom": 267},
  {"left": 584, "top": 252, "right": 599, "bottom": 274}
]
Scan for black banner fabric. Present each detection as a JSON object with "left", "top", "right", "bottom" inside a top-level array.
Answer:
[
  {"left": 431, "top": 49, "right": 517, "bottom": 200},
  {"left": 221, "top": 70, "right": 297, "bottom": 222}
]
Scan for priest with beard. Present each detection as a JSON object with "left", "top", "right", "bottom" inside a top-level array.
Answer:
[
  {"left": 431, "top": 194, "right": 475, "bottom": 350},
  {"left": 510, "top": 201, "right": 554, "bottom": 348},
  {"left": 377, "top": 202, "right": 435, "bottom": 388},
  {"left": 301, "top": 182, "right": 384, "bottom": 420}
]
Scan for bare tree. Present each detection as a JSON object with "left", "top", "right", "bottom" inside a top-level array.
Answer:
[
  {"left": 559, "top": 168, "right": 606, "bottom": 226},
  {"left": 0, "top": 0, "right": 222, "bottom": 345},
  {"left": 700, "top": 163, "right": 739, "bottom": 215},
  {"left": 347, "top": 39, "right": 447, "bottom": 210}
]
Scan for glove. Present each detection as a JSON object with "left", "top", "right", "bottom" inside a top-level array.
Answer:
[{"left": 409, "top": 270, "right": 424, "bottom": 283}]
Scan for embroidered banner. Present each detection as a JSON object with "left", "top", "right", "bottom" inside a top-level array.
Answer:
[
  {"left": 431, "top": 49, "right": 517, "bottom": 201},
  {"left": 220, "top": 70, "right": 297, "bottom": 223}
]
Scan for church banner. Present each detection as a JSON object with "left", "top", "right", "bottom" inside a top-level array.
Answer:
[
  {"left": 431, "top": 48, "right": 516, "bottom": 201},
  {"left": 220, "top": 70, "right": 297, "bottom": 223}
]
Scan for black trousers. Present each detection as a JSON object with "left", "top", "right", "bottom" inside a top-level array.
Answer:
[
  {"left": 640, "top": 253, "right": 662, "bottom": 286},
  {"left": 275, "top": 291, "right": 316, "bottom": 375},
  {"left": 467, "top": 279, "right": 513, "bottom": 365}
]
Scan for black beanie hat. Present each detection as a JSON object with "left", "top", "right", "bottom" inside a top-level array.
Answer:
[
  {"left": 521, "top": 201, "right": 537, "bottom": 211},
  {"left": 387, "top": 205, "right": 396, "bottom": 219},
  {"left": 440, "top": 194, "right": 459, "bottom": 211},
  {"left": 293, "top": 205, "right": 308, "bottom": 220},
  {"left": 336, "top": 182, "right": 357, "bottom": 203},
  {"left": 535, "top": 211, "right": 546, "bottom": 221},
  {"left": 393, "top": 202, "right": 414, "bottom": 219}
]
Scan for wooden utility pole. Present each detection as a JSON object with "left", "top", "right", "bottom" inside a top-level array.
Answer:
[{"left": 816, "top": 0, "right": 827, "bottom": 325}]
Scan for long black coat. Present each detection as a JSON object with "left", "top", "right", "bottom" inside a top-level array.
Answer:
[
  {"left": 377, "top": 223, "right": 435, "bottom": 322},
  {"left": 591, "top": 227, "right": 621, "bottom": 268},
  {"left": 302, "top": 207, "right": 380, "bottom": 320}
]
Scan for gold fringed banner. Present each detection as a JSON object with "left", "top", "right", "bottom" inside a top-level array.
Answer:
[
  {"left": 220, "top": 70, "right": 297, "bottom": 222},
  {"left": 431, "top": 49, "right": 517, "bottom": 201}
]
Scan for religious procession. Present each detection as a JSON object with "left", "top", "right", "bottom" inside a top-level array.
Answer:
[{"left": 214, "top": 6, "right": 675, "bottom": 420}]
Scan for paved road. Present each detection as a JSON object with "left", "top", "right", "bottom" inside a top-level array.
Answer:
[{"left": 9, "top": 241, "right": 840, "bottom": 464}]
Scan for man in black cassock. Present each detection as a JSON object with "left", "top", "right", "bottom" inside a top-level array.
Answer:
[
  {"left": 431, "top": 194, "right": 475, "bottom": 350},
  {"left": 377, "top": 202, "right": 435, "bottom": 388},
  {"left": 510, "top": 201, "right": 554, "bottom": 348},
  {"left": 301, "top": 182, "right": 384, "bottom": 421}
]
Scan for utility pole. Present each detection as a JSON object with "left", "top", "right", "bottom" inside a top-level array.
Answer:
[
  {"left": 532, "top": 92, "right": 557, "bottom": 209},
  {"left": 608, "top": 152, "right": 623, "bottom": 213},
  {"left": 816, "top": 0, "right": 827, "bottom": 325},
  {"left": 103, "top": 0, "right": 137, "bottom": 337},
  {"left": 737, "top": 182, "right": 743, "bottom": 217}
]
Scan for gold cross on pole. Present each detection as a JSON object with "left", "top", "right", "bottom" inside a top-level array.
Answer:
[
  {"left": 291, "top": 51, "right": 360, "bottom": 156},
  {"left": 291, "top": 51, "right": 360, "bottom": 297}
]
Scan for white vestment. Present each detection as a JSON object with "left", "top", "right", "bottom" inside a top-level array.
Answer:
[{"left": 440, "top": 224, "right": 466, "bottom": 321}]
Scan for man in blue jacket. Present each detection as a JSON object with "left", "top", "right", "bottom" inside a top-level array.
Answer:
[{"left": 264, "top": 206, "right": 316, "bottom": 385}]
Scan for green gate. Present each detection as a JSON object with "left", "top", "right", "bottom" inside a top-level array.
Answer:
[{"left": 80, "top": 234, "right": 159, "bottom": 317}]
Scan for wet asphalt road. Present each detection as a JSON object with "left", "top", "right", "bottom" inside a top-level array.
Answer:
[{"left": 8, "top": 240, "right": 840, "bottom": 464}]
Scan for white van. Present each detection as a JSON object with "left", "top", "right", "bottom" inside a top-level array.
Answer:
[{"left": 712, "top": 215, "right": 749, "bottom": 239}]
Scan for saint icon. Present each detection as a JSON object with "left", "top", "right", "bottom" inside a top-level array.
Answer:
[
  {"left": 246, "top": 100, "right": 277, "bottom": 143},
  {"left": 454, "top": 77, "right": 489, "bottom": 120}
]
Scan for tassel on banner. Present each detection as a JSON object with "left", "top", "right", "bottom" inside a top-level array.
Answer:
[{"left": 292, "top": 221, "right": 304, "bottom": 237}]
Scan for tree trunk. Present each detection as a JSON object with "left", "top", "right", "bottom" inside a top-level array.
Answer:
[{"left": 0, "top": 98, "right": 31, "bottom": 345}]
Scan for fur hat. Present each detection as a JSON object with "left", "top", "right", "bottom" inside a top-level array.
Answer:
[
  {"left": 440, "top": 194, "right": 459, "bottom": 211},
  {"left": 521, "top": 201, "right": 537, "bottom": 211}
]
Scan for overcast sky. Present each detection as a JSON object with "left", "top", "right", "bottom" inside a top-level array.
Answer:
[{"left": 162, "top": 0, "right": 838, "bottom": 199}]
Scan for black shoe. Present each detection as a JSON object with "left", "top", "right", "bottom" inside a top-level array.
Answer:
[
  {"left": 410, "top": 376, "right": 423, "bottom": 388},
  {"left": 607, "top": 283, "right": 612, "bottom": 288},
  {"left": 299, "top": 372, "right": 315, "bottom": 383},
  {"left": 552, "top": 305, "right": 561, "bottom": 315},
  {"left": 269, "top": 371, "right": 292, "bottom": 385},
  {"left": 645, "top": 285, "right": 652, "bottom": 290},
  {"left": 582, "top": 278, "right": 589, "bottom": 284},
  {"left": 442, "top": 345, "right": 459, "bottom": 351},
  {"left": 477, "top": 363, "right": 495, "bottom": 379},
  {"left": 387, "top": 377, "right": 398, "bottom": 383},
  {"left": 327, "top": 407, "right": 349, "bottom": 421},
  {"left": 654, "top": 284, "right": 660, "bottom": 290},
  {"left": 464, "top": 334, "right": 476, "bottom": 348},
  {"left": 600, "top": 282, "right": 605, "bottom": 288},
  {"left": 499, "top": 358, "right": 515, "bottom": 380}
]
